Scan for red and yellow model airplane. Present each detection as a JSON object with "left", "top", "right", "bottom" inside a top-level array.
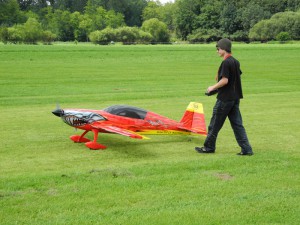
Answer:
[{"left": 52, "top": 102, "right": 207, "bottom": 150}]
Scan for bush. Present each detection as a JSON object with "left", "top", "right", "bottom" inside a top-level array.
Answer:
[
  {"left": 23, "top": 18, "right": 42, "bottom": 44},
  {"left": 141, "top": 18, "right": 170, "bottom": 43},
  {"left": 230, "top": 30, "right": 249, "bottom": 42},
  {"left": 1, "top": 18, "right": 55, "bottom": 45},
  {"left": 114, "top": 27, "right": 152, "bottom": 45},
  {"left": 276, "top": 32, "right": 291, "bottom": 43},
  {"left": 187, "top": 28, "right": 223, "bottom": 43},
  {"left": 0, "top": 26, "right": 9, "bottom": 44},
  {"left": 249, "top": 11, "right": 300, "bottom": 42},
  {"left": 115, "top": 27, "right": 138, "bottom": 45},
  {"left": 41, "top": 30, "right": 57, "bottom": 45},
  {"left": 89, "top": 27, "right": 116, "bottom": 45},
  {"left": 136, "top": 30, "right": 153, "bottom": 44},
  {"left": 89, "top": 27, "right": 153, "bottom": 45},
  {"left": 7, "top": 26, "right": 24, "bottom": 44}
]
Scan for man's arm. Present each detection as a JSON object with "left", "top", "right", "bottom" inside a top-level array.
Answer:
[{"left": 207, "top": 77, "right": 228, "bottom": 93}]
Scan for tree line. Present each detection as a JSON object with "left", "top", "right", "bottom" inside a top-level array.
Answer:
[{"left": 0, "top": 0, "right": 299, "bottom": 44}]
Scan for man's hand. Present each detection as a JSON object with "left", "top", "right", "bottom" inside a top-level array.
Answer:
[
  {"left": 207, "top": 86, "right": 215, "bottom": 93},
  {"left": 205, "top": 77, "right": 228, "bottom": 96}
]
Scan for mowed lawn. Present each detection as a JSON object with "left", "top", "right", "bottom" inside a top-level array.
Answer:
[{"left": 0, "top": 43, "right": 299, "bottom": 225}]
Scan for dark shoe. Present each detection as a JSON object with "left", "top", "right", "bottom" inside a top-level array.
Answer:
[
  {"left": 195, "top": 146, "right": 215, "bottom": 153},
  {"left": 237, "top": 151, "right": 253, "bottom": 156}
]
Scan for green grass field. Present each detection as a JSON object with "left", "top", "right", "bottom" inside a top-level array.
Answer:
[{"left": 0, "top": 43, "right": 299, "bottom": 225}]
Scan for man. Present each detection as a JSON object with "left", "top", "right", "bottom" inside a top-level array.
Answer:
[{"left": 195, "top": 38, "right": 253, "bottom": 156}]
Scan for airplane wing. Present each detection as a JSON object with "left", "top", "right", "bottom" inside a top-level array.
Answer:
[{"left": 91, "top": 124, "right": 149, "bottom": 139}]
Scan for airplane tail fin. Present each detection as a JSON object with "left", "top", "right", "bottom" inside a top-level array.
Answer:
[{"left": 179, "top": 102, "right": 207, "bottom": 136}]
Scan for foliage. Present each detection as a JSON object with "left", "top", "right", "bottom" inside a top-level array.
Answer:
[
  {"left": 0, "top": 17, "right": 56, "bottom": 44},
  {"left": 187, "top": 28, "right": 223, "bottom": 43},
  {"left": 249, "top": 11, "right": 300, "bottom": 41},
  {"left": 23, "top": 17, "right": 42, "bottom": 44},
  {"left": 41, "top": 30, "right": 57, "bottom": 44},
  {"left": 6, "top": 25, "right": 24, "bottom": 43},
  {"left": 48, "top": 9, "right": 74, "bottom": 41},
  {"left": 141, "top": 18, "right": 170, "bottom": 43},
  {"left": 237, "top": 2, "right": 271, "bottom": 31},
  {"left": 230, "top": 30, "right": 249, "bottom": 42},
  {"left": 136, "top": 29, "right": 153, "bottom": 44},
  {"left": 0, "top": 0, "right": 26, "bottom": 26},
  {"left": 0, "top": 26, "right": 9, "bottom": 44},
  {"left": 89, "top": 26, "right": 153, "bottom": 45},
  {"left": 276, "top": 31, "right": 292, "bottom": 42},
  {"left": 115, "top": 26, "right": 138, "bottom": 45},
  {"left": 85, "top": 0, "right": 148, "bottom": 27},
  {"left": 174, "top": 0, "right": 202, "bottom": 40},
  {"left": 89, "top": 27, "right": 116, "bottom": 45},
  {"left": 142, "top": 1, "right": 163, "bottom": 21},
  {"left": 194, "top": 1, "right": 222, "bottom": 30},
  {"left": 220, "top": 2, "right": 241, "bottom": 34},
  {"left": 0, "top": 0, "right": 300, "bottom": 43},
  {"left": 142, "top": 1, "right": 177, "bottom": 33}
]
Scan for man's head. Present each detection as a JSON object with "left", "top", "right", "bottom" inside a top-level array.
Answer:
[{"left": 216, "top": 38, "right": 231, "bottom": 53}]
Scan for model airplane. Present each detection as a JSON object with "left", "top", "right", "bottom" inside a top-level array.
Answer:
[{"left": 52, "top": 102, "right": 207, "bottom": 150}]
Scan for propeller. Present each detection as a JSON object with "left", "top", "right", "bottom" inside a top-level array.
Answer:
[{"left": 52, "top": 102, "right": 64, "bottom": 117}]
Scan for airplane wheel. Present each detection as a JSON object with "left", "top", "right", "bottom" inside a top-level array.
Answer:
[{"left": 85, "top": 141, "right": 107, "bottom": 150}]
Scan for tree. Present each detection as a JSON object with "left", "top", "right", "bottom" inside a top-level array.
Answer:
[
  {"left": 142, "top": 18, "right": 170, "bottom": 43},
  {"left": 121, "top": 0, "right": 148, "bottom": 26},
  {"left": 249, "top": 19, "right": 275, "bottom": 41},
  {"left": 53, "top": 0, "right": 88, "bottom": 13},
  {"left": 92, "top": 7, "right": 110, "bottom": 30},
  {"left": 174, "top": 0, "right": 202, "bottom": 40},
  {"left": 159, "top": 2, "right": 176, "bottom": 32},
  {"left": 220, "top": 2, "right": 241, "bottom": 34},
  {"left": 23, "top": 17, "right": 42, "bottom": 43},
  {"left": 85, "top": 0, "right": 148, "bottom": 27},
  {"left": 237, "top": 2, "right": 271, "bottom": 31},
  {"left": 195, "top": 1, "right": 222, "bottom": 30},
  {"left": 70, "top": 11, "right": 82, "bottom": 40},
  {"left": 105, "top": 10, "right": 125, "bottom": 28},
  {"left": 2, "top": 0, "right": 299, "bottom": 43},
  {"left": 249, "top": 11, "right": 300, "bottom": 41},
  {"left": 0, "top": 0, "right": 25, "bottom": 26},
  {"left": 259, "top": 0, "right": 288, "bottom": 14},
  {"left": 142, "top": 1, "right": 162, "bottom": 21},
  {"left": 18, "top": 0, "right": 48, "bottom": 12},
  {"left": 77, "top": 14, "right": 93, "bottom": 41},
  {"left": 48, "top": 9, "right": 74, "bottom": 41},
  {"left": 287, "top": 0, "right": 300, "bottom": 11},
  {"left": 142, "top": 1, "right": 177, "bottom": 33}
]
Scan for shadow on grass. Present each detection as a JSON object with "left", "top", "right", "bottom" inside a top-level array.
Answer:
[{"left": 77, "top": 132, "right": 205, "bottom": 158}]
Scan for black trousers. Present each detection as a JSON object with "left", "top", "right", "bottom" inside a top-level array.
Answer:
[{"left": 204, "top": 99, "right": 252, "bottom": 153}]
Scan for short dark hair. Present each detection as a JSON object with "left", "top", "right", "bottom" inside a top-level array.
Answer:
[{"left": 216, "top": 38, "right": 232, "bottom": 53}]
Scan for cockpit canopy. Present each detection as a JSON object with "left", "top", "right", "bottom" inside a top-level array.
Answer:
[{"left": 103, "top": 105, "right": 147, "bottom": 119}]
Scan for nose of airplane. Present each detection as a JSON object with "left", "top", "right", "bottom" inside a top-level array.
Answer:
[{"left": 52, "top": 109, "right": 64, "bottom": 117}]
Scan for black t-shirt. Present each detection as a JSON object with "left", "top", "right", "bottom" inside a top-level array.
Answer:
[{"left": 217, "top": 56, "right": 243, "bottom": 101}]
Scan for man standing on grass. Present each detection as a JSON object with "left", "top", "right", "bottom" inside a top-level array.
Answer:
[{"left": 195, "top": 38, "right": 253, "bottom": 156}]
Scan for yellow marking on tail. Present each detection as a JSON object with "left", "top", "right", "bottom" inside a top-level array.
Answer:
[{"left": 186, "top": 102, "right": 204, "bottom": 114}]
